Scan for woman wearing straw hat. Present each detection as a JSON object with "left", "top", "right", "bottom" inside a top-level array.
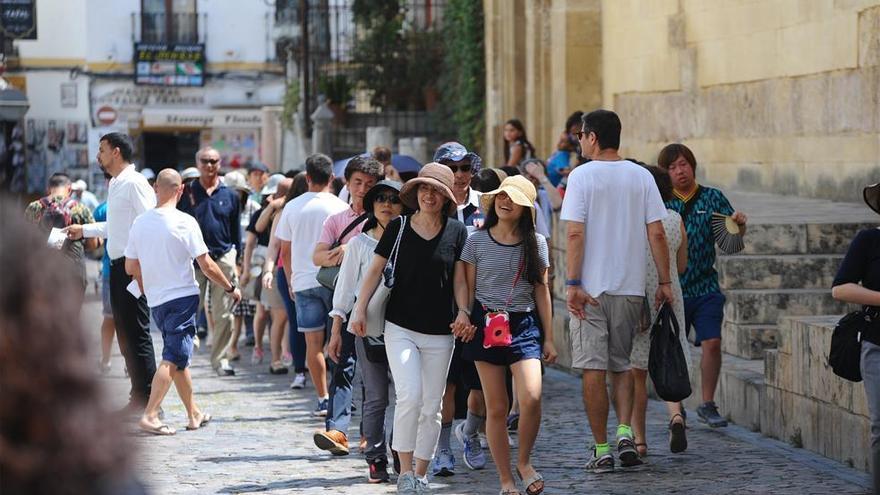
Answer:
[
  {"left": 351, "top": 163, "right": 472, "bottom": 494},
  {"left": 832, "top": 182, "right": 880, "bottom": 494},
  {"left": 459, "top": 175, "right": 557, "bottom": 495}
]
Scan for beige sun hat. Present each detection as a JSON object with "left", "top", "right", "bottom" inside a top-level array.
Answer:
[
  {"left": 223, "top": 170, "right": 250, "bottom": 193},
  {"left": 479, "top": 175, "right": 538, "bottom": 223},
  {"left": 399, "top": 162, "right": 457, "bottom": 216}
]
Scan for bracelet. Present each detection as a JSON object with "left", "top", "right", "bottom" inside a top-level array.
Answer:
[
  {"left": 565, "top": 279, "right": 582, "bottom": 287},
  {"left": 458, "top": 307, "right": 471, "bottom": 316},
  {"left": 225, "top": 283, "right": 237, "bottom": 293},
  {"left": 659, "top": 281, "right": 672, "bottom": 285}
]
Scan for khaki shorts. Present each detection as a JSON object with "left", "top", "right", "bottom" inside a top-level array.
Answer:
[{"left": 570, "top": 294, "right": 645, "bottom": 372}]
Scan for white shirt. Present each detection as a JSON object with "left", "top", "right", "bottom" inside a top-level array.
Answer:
[
  {"left": 275, "top": 191, "right": 349, "bottom": 292},
  {"left": 124, "top": 207, "right": 209, "bottom": 307},
  {"left": 330, "top": 232, "right": 378, "bottom": 322},
  {"left": 82, "top": 164, "right": 156, "bottom": 259},
  {"left": 560, "top": 159, "right": 667, "bottom": 297},
  {"left": 457, "top": 187, "right": 482, "bottom": 235}
]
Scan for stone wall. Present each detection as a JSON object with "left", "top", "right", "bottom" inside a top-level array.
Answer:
[{"left": 484, "top": 1, "right": 880, "bottom": 201}]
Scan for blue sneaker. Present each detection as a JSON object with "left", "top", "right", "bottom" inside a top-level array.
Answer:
[
  {"left": 430, "top": 449, "right": 455, "bottom": 477},
  {"left": 313, "top": 398, "right": 328, "bottom": 417},
  {"left": 454, "top": 422, "right": 486, "bottom": 470}
]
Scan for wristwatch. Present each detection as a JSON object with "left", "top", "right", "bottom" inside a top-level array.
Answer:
[{"left": 225, "top": 283, "right": 237, "bottom": 293}]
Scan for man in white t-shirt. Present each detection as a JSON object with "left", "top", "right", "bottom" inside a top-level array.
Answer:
[
  {"left": 276, "top": 153, "right": 348, "bottom": 416},
  {"left": 125, "top": 169, "right": 242, "bottom": 436},
  {"left": 560, "top": 109, "right": 672, "bottom": 474}
]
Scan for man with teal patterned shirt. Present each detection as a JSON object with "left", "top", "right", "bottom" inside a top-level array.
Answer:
[{"left": 659, "top": 144, "right": 747, "bottom": 428}]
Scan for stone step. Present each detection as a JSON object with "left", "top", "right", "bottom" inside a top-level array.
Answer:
[
  {"left": 736, "top": 222, "right": 873, "bottom": 256},
  {"left": 682, "top": 348, "right": 765, "bottom": 431},
  {"left": 717, "top": 254, "right": 843, "bottom": 290},
  {"left": 721, "top": 322, "right": 778, "bottom": 359},
  {"left": 724, "top": 288, "right": 849, "bottom": 325},
  {"left": 762, "top": 315, "right": 871, "bottom": 472}
]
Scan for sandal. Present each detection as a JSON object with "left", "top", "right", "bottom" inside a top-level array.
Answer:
[
  {"left": 501, "top": 489, "right": 523, "bottom": 495},
  {"left": 186, "top": 412, "right": 212, "bottom": 431},
  {"left": 139, "top": 422, "right": 176, "bottom": 436},
  {"left": 507, "top": 413, "right": 520, "bottom": 433},
  {"left": 635, "top": 442, "right": 648, "bottom": 457},
  {"left": 669, "top": 414, "right": 688, "bottom": 453},
  {"left": 515, "top": 467, "right": 544, "bottom": 495}
]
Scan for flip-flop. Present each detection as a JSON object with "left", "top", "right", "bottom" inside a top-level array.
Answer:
[
  {"left": 515, "top": 467, "right": 544, "bottom": 495},
  {"left": 186, "top": 412, "right": 212, "bottom": 431},
  {"left": 140, "top": 423, "right": 176, "bottom": 436}
]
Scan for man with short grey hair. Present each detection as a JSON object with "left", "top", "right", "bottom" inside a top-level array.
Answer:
[{"left": 179, "top": 147, "right": 242, "bottom": 376}]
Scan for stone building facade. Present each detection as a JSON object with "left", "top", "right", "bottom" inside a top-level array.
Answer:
[{"left": 484, "top": 0, "right": 880, "bottom": 201}]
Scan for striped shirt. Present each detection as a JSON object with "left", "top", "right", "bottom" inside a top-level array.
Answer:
[{"left": 460, "top": 229, "right": 549, "bottom": 312}]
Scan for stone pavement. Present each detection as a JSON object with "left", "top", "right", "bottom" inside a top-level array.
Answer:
[{"left": 81, "top": 295, "right": 872, "bottom": 495}]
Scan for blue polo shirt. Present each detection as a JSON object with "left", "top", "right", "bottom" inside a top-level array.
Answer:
[{"left": 179, "top": 179, "right": 241, "bottom": 259}]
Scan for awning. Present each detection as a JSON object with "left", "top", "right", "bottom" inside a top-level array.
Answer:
[{"left": 0, "top": 88, "right": 29, "bottom": 121}]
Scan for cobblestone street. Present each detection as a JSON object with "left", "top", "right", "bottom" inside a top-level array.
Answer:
[{"left": 84, "top": 297, "right": 872, "bottom": 495}]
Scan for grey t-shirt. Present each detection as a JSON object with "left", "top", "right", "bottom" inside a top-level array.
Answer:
[{"left": 460, "top": 229, "right": 549, "bottom": 312}]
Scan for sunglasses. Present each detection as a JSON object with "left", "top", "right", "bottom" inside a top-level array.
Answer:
[
  {"left": 373, "top": 193, "right": 401, "bottom": 204},
  {"left": 200, "top": 158, "right": 220, "bottom": 165},
  {"left": 444, "top": 163, "right": 472, "bottom": 174}
]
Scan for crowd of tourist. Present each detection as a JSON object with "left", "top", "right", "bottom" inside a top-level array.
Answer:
[{"left": 15, "top": 106, "right": 880, "bottom": 495}]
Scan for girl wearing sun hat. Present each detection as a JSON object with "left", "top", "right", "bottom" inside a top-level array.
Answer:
[
  {"left": 351, "top": 163, "right": 472, "bottom": 494},
  {"left": 456, "top": 175, "right": 557, "bottom": 495}
]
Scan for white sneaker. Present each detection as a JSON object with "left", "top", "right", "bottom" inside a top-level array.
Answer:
[{"left": 290, "top": 373, "right": 307, "bottom": 389}]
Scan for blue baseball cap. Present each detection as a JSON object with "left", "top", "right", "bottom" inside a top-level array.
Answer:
[{"left": 432, "top": 142, "right": 482, "bottom": 174}]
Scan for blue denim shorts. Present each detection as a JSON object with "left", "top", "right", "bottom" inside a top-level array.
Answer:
[
  {"left": 462, "top": 302, "right": 543, "bottom": 366},
  {"left": 101, "top": 276, "right": 112, "bottom": 317},
  {"left": 294, "top": 286, "right": 333, "bottom": 333},
  {"left": 684, "top": 291, "right": 726, "bottom": 346},
  {"left": 151, "top": 295, "right": 199, "bottom": 370}
]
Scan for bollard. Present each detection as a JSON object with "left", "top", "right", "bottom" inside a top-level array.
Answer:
[
  {"left": 366, "top": 126, "right": 393, "bottom": 153},
  {"left": 398, "top": 137, "right": 414, "bottom": 157},
  {"left": 411, "top": 136, "right": 428, "bottom": 164},
  {"left": 311, "top": 100, "right": 334, "bottom": 156}
]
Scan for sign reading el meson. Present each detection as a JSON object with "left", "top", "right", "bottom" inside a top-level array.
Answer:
[
  {"left": 0, "top": 0, "right": 37, "bottom": 40},
  {"left": 134, "top": 43, "right": 205, "bottom": 87}
]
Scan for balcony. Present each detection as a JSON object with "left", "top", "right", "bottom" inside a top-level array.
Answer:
[{"left": 140, "top": 12, "right": 199, "bottom": 44}]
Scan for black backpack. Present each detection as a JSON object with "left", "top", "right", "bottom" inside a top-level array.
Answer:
[
  {"left": 829, "top": 310, "right": 879, "bottom": 382},
  {"left": 649, "top": 304, "right": 693, "bottom": 402}
]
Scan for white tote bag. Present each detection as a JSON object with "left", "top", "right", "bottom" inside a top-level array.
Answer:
[{"left": 358, "top": 216, "right": 405, "bottom": 338}]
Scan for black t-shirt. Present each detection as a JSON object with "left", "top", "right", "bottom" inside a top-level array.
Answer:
[
  {"left": 246, "top": 206, "right": 271, "bottom": 247},
  {"left": 375, "top": 215, "right": 468, "bottom": 335},
  {"left": 833, "top": 228, "right": 880, "bottom": 292}
]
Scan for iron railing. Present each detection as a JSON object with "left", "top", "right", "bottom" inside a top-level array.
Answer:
[{"left": 140, "top": 12, "right": 199, "bottom": 44}]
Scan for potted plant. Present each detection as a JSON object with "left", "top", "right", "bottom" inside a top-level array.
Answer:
[{"left": 318, "top": 74, "right": 353, "bottom": 125}]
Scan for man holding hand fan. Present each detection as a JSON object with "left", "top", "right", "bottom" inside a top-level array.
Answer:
[{"left": 658, "top": 143, "right": 747, "bottom": 429}]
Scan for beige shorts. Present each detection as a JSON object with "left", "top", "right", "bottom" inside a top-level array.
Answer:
[{"left": 570, "top": 294, "right": 645, "bottom": 372}]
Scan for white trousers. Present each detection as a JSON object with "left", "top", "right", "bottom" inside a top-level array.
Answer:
[{"left": 384, "top": 321, "right": 455, "bottom": 460}]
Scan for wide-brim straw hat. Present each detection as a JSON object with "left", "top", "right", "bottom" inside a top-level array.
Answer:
[
  {"left": 479, "top": 175, "right": 538, "bottom": 223},
  {"left": 399, "top": 162, "right": 457, "bottom": 216},
  {"left": 864, "top": 183, "right": 880, "bottom": 215}
]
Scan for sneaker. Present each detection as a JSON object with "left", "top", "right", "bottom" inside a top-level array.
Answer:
[
  {"left": 416, "top": 476, "right": 432, "bottom": 494},
  {"left": 313, "top": 398, "right": 329, "bottom": 417},
  {"left": 282, "top": 351, "right": 293, "bottom": 367},
  {"left": 696, "top": 401, "right": 728, "bottom": 427},
  {"left": 585, "top": 446, "right": 614, "bottom": 474},
  {"left": 251, "top": 347, "right": 264, "bottom": 365},
  {"left": 244, "top": 335, "right": 255, "bottom": 346},
  {"left": 269, "top": 361, "right": 289, "bottom": 375},
  {"left": 454, "top": 422, "right": 486, "bottom": 470},
  {"left": 368, "top": 458, "right": 390, "bottom": 483},
  {"left": 99, "top": 361, "right": 111, "bottom": 375},
  {"left": 290, "top": 372, "right": 307, "bottom": 390},
  {"left": 506, "top": 413, "right": 520, "bottom": 433},
  {"left": 430, "top": 449, "right": 455, "bottom": 477},
  {"left": 396, "top": 472, "right": 419, "bottom": 494},
  {"left": 616, "top": 436, "right": 643, "bottom": 467},
  {"left": 479, "top": 434, "right": 488, "bottom": 450},
  {"left": 216, "top": 359, "right": 235, "bottom": 376},
  {"left": 313, "top": 429, "right": 349, "bottom": 456}
]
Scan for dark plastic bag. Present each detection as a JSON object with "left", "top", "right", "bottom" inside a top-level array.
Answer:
[{"left": 648, "top": 304, "right": 692, "bottom": 402}]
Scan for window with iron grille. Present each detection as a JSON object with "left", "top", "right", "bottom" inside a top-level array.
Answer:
[{"left": 141, "top": 0, "right": 198, "bottom": 44}]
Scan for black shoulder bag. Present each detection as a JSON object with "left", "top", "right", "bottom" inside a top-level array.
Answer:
[{"left": 829, "top": 308, "right": 880, "bottom": 382}]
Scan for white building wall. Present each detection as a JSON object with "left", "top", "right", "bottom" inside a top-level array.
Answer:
[{"left": 14, "top": 0, "right": 88, "bottom": 61}]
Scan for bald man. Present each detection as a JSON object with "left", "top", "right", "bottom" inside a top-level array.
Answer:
[{"left": 125, "top": 169, "right": 242, "bottom": 435}]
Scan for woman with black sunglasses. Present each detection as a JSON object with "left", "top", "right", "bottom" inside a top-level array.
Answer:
[{"left": 328, "top": 180, "right": 404, "bottom": 483}]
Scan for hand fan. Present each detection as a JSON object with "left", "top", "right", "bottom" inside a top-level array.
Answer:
[{"left": 711, "top": 213, "right": 744, "bottom": 254}]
